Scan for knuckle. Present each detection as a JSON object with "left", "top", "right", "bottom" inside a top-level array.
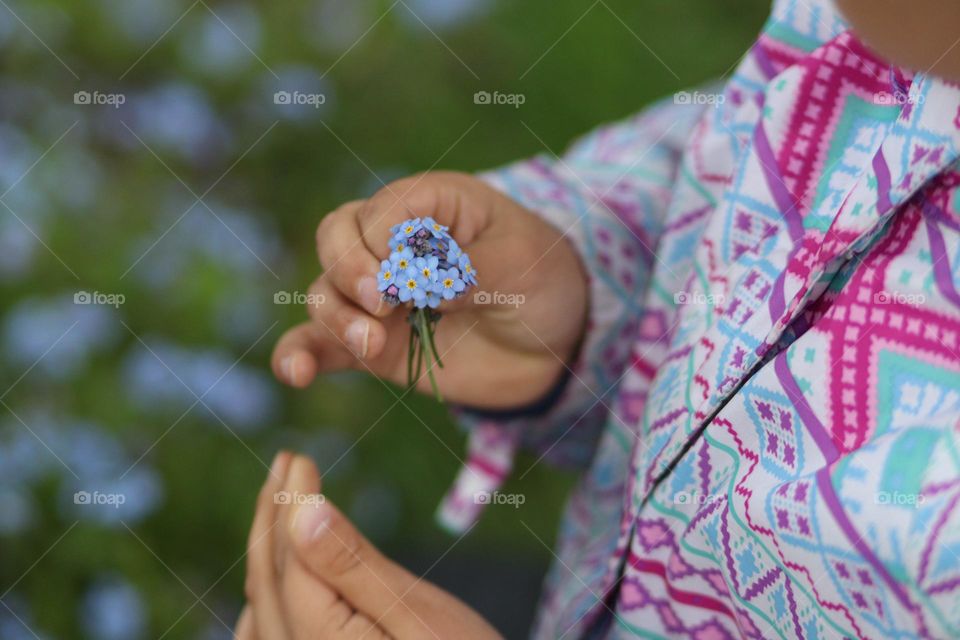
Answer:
[{"left": 321, "top": 531, "right": 364, "bottom": 578}]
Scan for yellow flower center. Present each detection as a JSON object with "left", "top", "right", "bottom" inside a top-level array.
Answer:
[
  {"left": 465, "top": 264, "right": 473, "bottom": 274},
  {"left": 383, "top": 270, "right": 392, "bottom": 280},
  {"left": 405, "top": 279, "right": 417, "bottom": 290},
  {"left": 404, "top": 225, "right": 414, "bottom": 234},
  {"left": 443, "top": 278, "right": 453, "bottom": 288},
  {"left": 422, "top": 268, "right": 431, "bottom": 278},
  {"left": 394, "top": 243, "right": 404, "bottom": 252},
  {"left": 433, "top": 223, "right": 441, "bottom": 231},
  {"left": 398, "top": 259, "right": 408, "bottom": 269}
]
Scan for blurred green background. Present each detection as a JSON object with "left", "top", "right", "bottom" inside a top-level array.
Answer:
[{"left": 0, "top": 0, "right": 767, "bottom": 637}]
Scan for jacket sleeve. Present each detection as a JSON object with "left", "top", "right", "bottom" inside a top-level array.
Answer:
[{"left": 437, "top": 97, "right": 706, "bottom": 532}]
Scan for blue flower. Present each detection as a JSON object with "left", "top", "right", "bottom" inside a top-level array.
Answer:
[
  {"left": 414, "top": 255, "right": 439, "bottom": 284},
  {"left": 377, "top": 260, "right": 397, "bottom": 292},
  {"left": 424, "top": 290, "right": 442, "bottom": 309},
  {"left": 397, "top": 267, "right": 428, "bottom": 305},
  {"left": 436, "top": 268, "right": 466, "bottom": 300},
  {"left": 446, "top": 238, "right": 463, "bottom": 264},
  {"left": 393, "top": 218, "right": 422, "bottom": 239},
  {"left": 389, "top": 246, "right": 414, "bottom": 272},
  {"left": 422, "top": 216, "right": 450, "bottom": 239},
  {"left": 458, "top": 253, "right": 477, "bottom": 285}
]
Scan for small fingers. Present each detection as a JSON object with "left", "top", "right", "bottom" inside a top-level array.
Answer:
[
  {"left": 304, "top": 280, "right": 388, "bottom": 362},
  {"left": 316, "top": 201, "right": 392, "bottom": 317},
  {"left": 245, "top": 452, "right": 294, "bottom": 639}
]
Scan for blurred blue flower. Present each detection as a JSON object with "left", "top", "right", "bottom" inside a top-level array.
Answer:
[
  {"left": 80, "top": 576, "right": 146, "bottom": 640},
  {"left": 3, "top": 295, "right": 120, "bottom": 379},
  {"left": 261, "top": 66, "right": 335, "bottom": 123},
  {"left": 0, "top": 595, "right": 43, "bottom": 640},
  {"left": 182, "top": 5, "right": 262, "bottom": 77},
  {"left": 96, "top": 0, "right": 179, "bottom": 41},
  {"left": 123, "top": 339, "right": 277, "bottom": 431},
  {"left": 61, "top": 422, "right": 127, "bottom": 480},
  {"left": 128, "top": 83, "right": 230, "bottom": 164},
  {"left": 0, "top": 487, "right": 35, "bottom": 534},
  {"left": 0, "top": 416, "right": 64, "bottom": 487},
  {"left": 400, "top": 0, "right": 492, "bottom": 30},
  {"left": 129, "top": 199, "right": 283, "bottom": 287},
  {"left": 0, "top": 217, "right": 36, "bottom": 280},
  {"left": 64, "top": 465, "right": 164, "bottom": 526}
]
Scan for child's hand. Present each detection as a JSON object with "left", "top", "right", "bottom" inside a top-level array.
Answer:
[
  {"left": 236, "top": 452, "right": 503, "bottom": 640},
  {"left": 272, "top": 171, "right": 587, "bottom": 409}
]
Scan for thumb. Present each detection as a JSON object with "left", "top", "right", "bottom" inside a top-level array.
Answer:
[
  {"left": 288, "top": 498, "right": 426, "bottom": 637},
  {"left": 289, "top": 497, "right": 503, "bottom": 640}
]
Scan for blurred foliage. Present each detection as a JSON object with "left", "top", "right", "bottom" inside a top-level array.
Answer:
[{"left": 0, "top": 0, "right": 767, "bottom": 637}]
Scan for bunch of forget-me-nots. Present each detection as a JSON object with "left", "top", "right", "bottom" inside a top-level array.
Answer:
[{"left": 376, "top": 217, "right": 477, "bottom": 399}]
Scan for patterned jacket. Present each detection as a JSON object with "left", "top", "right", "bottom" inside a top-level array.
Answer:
[{"left": 440, "top": 0, "right": 960, "bottom": 637}]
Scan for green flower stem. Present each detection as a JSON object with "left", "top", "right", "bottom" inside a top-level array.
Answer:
[
  {"left": 426, "top": 312, "right": 444, "bottom": 368},
  {"left": 416, "top": 308, "right": 443, "bottom": 402}
]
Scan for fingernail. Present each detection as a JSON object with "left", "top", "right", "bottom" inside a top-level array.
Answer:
[
  {"left": 345, "top": 319, "right": 369, "bottom": 358},
  {"left": 270, "top": 452, "right": 285, "bottom": 478},
  {"left": 357, "top": 276, "right": 382, "bottom": 315},
  {"left": 293, "top": 502, "right": 331, "bottom": 544},
  {"left": 281, "top": 355, "right": 295, "bottom": 382}
]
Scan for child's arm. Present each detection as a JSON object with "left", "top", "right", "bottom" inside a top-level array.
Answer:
[{"left": 454, "top": 98, "right": 708, "bottom": 469}]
